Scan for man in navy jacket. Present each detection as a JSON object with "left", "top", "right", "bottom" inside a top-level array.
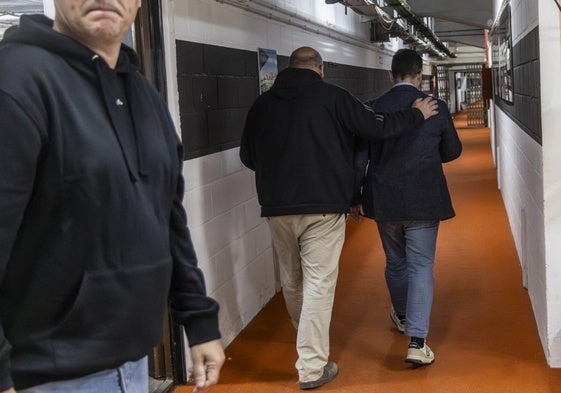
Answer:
[{"left": 354, "top": 49, "right": 462, "bottom": 366}]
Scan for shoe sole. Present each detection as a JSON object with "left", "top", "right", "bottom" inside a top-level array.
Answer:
[
  {"left": 299, "top": 363, "right": 339, "bottom": 390},
  {"left": 405, "top": 358, "right": 435, "bottom": 366}
]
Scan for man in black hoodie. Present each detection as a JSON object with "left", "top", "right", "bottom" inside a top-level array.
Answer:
[
  {"left": 240, "top": 46, "right": 438, "bottom": 390},
  {"left": 0, "top": 1, "right": 224, "bottom": 392}
]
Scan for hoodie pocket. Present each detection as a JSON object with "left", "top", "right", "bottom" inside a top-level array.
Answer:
[{"left": 51, "top": 259, "right": 172, "bottom": 374}]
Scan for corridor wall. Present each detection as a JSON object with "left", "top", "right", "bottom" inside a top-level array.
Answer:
[
  {"left": 165, "top": 0, "right": 403, "bottom": 349},
  {"left": 491, "top": 0, "right": 561, "bottom": 366},
  {"left": 538, "top": 0, "right": 561, "bottom": 367}
]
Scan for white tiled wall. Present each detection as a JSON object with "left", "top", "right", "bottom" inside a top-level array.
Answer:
[
  {"left": 492, "top": 0, "right": 561, "bottom": 367},
  {"left": 182, "top": 150, "right": 274, "bottom": 346},
  {"left": 538, "top": 0, "right": 561, "bottom": 367},
  {"left": 494, "top": 109, "right": 545, "bottom": 333},
  {"left": 510, "top": 0, "right": 538, "bottom": 45},
  {"left": 170, "top": 0, "right": 397, "bottom": 348}
]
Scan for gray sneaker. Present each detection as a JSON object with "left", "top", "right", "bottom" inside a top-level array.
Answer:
[
  {"left": 405, "top": 342, "right": 435, "bottom": 366},
  {"left": 299, "top": 361, "right": 339, "bottom": 390},
  {"left": 390, "top": 306, "right": 405, "bottom": 334}
]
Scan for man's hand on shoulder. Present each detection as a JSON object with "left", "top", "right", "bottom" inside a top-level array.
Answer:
[{"left": 412, "top": 97, "right": 438, "bottom": 120}]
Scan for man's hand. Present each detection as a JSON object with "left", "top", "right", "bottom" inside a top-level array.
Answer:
[
  {"left": 412, "top": 97, "right": 438, "bottom": 120},
  {"left": 189, "top": 339, "right": 225, "bottom": 393},
  {"left": 1, "top": 388, "right": 16, "bottom": 393},
  {"left": 350, "top": 205, "right": 363, "bottom": 222}
]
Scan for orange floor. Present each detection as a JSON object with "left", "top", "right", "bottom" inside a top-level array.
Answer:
[{"left": 174, "top": 112, "right": 561, "bottom": 392}]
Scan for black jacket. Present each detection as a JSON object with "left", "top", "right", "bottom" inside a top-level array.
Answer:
[
  {"left": 0, "top": 15, "right": 219, "bottom": 390},
  {"left": 355, "top": 84, "right": 462, "bottom": 221},
  {"left": 240, "top": 67, "right": 425, "bottom": 217}
]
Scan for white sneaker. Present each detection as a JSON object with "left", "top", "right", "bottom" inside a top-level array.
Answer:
[
  {"left": 405, "top": 342, "right": 435, "bottom": 366},
  {"left": 390, "top": 306, "right": 405, "bottom": 334}
]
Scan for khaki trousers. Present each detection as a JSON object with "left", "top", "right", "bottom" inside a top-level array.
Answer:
[{"left": 267, "top": 213, "right": 346, "bottom": 382}]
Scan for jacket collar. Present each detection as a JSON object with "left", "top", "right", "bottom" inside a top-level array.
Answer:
[{"left": 391, "top": 83, "right": 419, "bottom": 92}]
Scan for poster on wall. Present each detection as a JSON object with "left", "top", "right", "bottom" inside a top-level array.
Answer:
[
  {"left": 258, "top": 48, "right": 278, "bottom": 94},
  {"left": 493, "top": 4, "right": 513, "bottom": 103}
]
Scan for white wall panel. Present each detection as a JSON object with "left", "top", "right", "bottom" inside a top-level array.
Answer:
[
  {"left": 511, "top": 0, "right": 539, "bottom": 45},
  {"left": 183, "top": 153, "right": 222, "bottom": 193},
  {"left": 497, "top": 107, "right": 547, "bottom": 355},
  {"left": 184, "top": 185, "right": 213, "bottom": 227},
  {"left": 174, "top": 0, "right": 395, "bottom": 69},
  {"left": 221, "top": 147, "right": 245, "bottom": 176},
  {"left": 539, "top": 0, "right": 561, "bottom": 367},
  {"left": 210, "top": 171, "right": 253, "bottom": 216}
]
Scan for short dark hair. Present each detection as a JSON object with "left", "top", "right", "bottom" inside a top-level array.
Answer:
[
  {"left": 391, "top": 49, "right": 422, "bottom": 79},
  {"left": 289, "top": 46, "right": 323, "bottom": 68}
]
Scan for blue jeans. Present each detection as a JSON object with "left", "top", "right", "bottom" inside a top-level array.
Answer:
[
  {"left": 18, "top": 357, "right": 148, "bottom": 393},
  {"left": 377, "top": 220, "right": 439, "bottom": 339}
]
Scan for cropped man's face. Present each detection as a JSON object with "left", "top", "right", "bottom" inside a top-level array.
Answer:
[{"left": 54, "top": 0, "right": 141, "bottom": 46}]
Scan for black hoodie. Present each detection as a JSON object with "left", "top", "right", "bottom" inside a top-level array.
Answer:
[
  {"left": 240, "top": 67, "right": 425, "bottom": 217},
  {"left": 0, "top": 15, "right": 220, "bottom": 390}
]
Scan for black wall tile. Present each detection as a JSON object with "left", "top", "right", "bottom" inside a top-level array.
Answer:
[
  {"left": 238, "top": 77, "right": 259, "bottom": 107},
  {"left": 204, "top": 45, "right": 247, "bottom": 76},
  {"left": 513, "top": 43, "right": 521, "bottom": 66},
  {"left": 277, "top": 55, "right": 289, "bottom": 71},
  {"left": 177, "top": 75, "right": 195, "bottom": 114},
  {"left": 181, "top": 113, "right": 208, "bottom": 153},
  {"left": 208, "top": 108, "right": 248, "bottom": 146},
  {"left": 217, "top": 77, "right": 239, "bottom": 109},
  {"left": 192, "top": 76, "right": 218, "bottom": 111},
  {"left": 177, "top": 40, "right": 397, "bottom": 160},
  {"left": 495, "top": 26, "right": 541, "bottom": 145},
  {"left": 244, "top": 51, "right": 260, "bottom": 77},
  {"left": 176, "top": 41, "right": 204, "bottom": 75}
]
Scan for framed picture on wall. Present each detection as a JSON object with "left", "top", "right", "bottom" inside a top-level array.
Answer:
[
  {"left": 258, "top": 48, "right": 278, "bottom": 94},
  {"left": 492, "top": 4, "right": 514, "bottom": 103}
]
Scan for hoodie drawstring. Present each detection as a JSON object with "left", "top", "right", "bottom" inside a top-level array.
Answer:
[{"left": 93, "top": 55, "right": 142, "bottom": 182}]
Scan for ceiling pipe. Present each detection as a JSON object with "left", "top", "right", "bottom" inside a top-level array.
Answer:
[
  {"left": 215, "top": 0, "right": 395, "bottom": 55},
  {"left": 324, "top": 0, "right": 453, "bottom": 58}
]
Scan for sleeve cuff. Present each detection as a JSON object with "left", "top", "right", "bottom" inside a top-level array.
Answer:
[
  {"left": 0, "top": 342, "right": 13, "bottom": 391},
  {"left": 184, "top": 314, "right": 221, "bottom": 347}
]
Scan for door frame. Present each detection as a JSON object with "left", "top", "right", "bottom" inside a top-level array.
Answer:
[{"left": 134, "top": 1, "right": 187, "bottom": 390}]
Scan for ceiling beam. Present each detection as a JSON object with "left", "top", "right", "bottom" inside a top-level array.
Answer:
[{"left": 415, "top": 13, "right": 488, "bottom": 29}]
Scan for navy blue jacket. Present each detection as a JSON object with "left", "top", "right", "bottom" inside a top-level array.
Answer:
[{"left": 355, "top": 84, "right": 462, "bottom": 221}]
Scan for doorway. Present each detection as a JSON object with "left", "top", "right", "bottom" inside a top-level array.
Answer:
[{"left": 134, "top": 1, "right": 186, "bottom": 392}]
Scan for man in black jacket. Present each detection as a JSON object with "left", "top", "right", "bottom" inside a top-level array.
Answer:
[
  {"left": 0, "top": 1, "right": 224, "bottom": 392},
  {"left": 240, "top": 46, "right": 438, "bottom": 390},
  {"left": 354, "top": 49, "right": 462, "bottom": 367}
]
